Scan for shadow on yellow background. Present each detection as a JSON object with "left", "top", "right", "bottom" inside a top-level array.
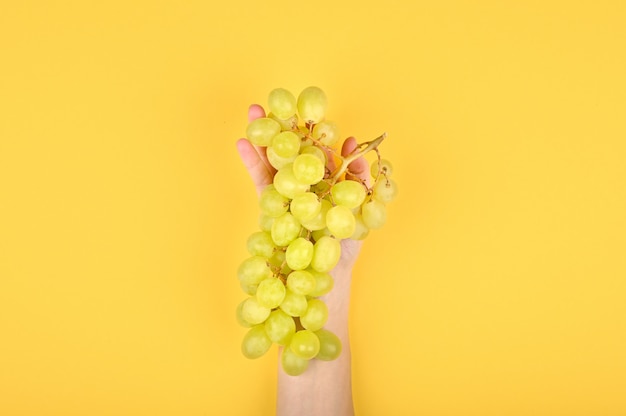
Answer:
[{"left": 1, "top": 1, "right": 625, "bottom": 415}]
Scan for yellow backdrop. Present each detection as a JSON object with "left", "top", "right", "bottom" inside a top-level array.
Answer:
[{"left": 1, "top": 1, "right": 625, "bottom": 415}]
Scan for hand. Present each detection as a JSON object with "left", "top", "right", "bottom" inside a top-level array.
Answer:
[{"left": 236, "top": 104, "right": 370, "bottom": 271}]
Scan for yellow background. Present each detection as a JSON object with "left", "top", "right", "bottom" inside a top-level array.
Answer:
[{"left": 1, "top": 1, "right": 625, "bottom": 415}]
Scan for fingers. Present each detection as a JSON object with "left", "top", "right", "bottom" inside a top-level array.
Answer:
[
  {"left": 236, "top": 138, "right": 274, "bottom": 196},
  {"left": 341, "top": 137, "right": 370, "bottom": 187},
  {"left": 248, "top": 104, "right": 266, "bottom": 122}
]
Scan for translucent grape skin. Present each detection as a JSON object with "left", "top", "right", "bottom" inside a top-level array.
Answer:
[
  {"left": 281, "top": 345, "right": 309, "bottom": 376},
  {"left": 290, "top": 329, "right": 321, "bottom": 360},
  {"left": 297, "top": 86, "right": 327, "bottom": 124},
  {"left": 268, "top": 88, "right": 297, "bottom": 120},
  {"left": 246, "top": 117, "right": 281, "bottom": 146},
  {"left": 242, "top": 325, "right": 273, "bottom": 359},
  {"left": 315, "top": 329, "right": 342, "bottom": 361}
]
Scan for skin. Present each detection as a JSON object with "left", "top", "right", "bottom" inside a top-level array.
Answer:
[{"left": 237, "top": 104, "right": 369, "bottom": 416}]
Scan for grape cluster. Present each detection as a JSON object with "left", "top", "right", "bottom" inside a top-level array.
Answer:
[{"left": 237, "top": 86, "right": 397, "bottom": 376}]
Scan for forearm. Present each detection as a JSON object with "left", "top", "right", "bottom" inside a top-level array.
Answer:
[{"left": 276, "top": 264, "right": 355, "bottom": 416}]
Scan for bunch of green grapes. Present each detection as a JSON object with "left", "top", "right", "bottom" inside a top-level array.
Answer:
[{"left": 237, "top": 86, "right": 397, "bottom": 376}]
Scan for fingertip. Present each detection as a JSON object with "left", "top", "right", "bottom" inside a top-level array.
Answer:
[
  {"left": 341, "top": 137, "right": 358, "bottom": 157},
  {"left": 248, "top": 104, "right": 266, "bottom": 122}
]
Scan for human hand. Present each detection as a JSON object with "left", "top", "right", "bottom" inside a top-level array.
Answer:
[{"left": 236, "top": 104, "right": 369, "bottom": 272}]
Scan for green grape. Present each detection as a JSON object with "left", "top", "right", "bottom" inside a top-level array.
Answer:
[
  {"left": 271, "top": 131, "right": 301, "bottom": 158},
  {"left": 292, "top": 153, "right": 325, "bottom": 185},
  {"left": 237, "top": 256, "right": 272, "bottom": 286},
  {"left": 240, "top": 282, "right": 258, "bottom": 296},
  {"left": 307, "top": 269, "right": 334, "bottom": 297},
  {"left": 246, "top": 117, "right": 281, "bottom": 146},
  {"left": 241, "top": 325, "right": 272, "bottom": 359},
  {"left": 290, "top": 192, "right": 321, "bottom": 222},
  {"left": 372, "top": 178, "right": 398, "bottom": 203},
  {"left": 311, "top": 227, "right": 331, "bottom": 242},
  {"left": 264, "top": 309, "right": 296, "bottom": 345},
  {"left": 362, "top": 199, "right": 387, "bottom": 229},
  {"left": 268, "top": 248, "right": 286, "bottom": 268},
  {"left": 268, "top": 112, "right": 298, "bottom": 131},
  {"left": 241, "top": 297, "right": 271, "bottom": 325},
  {"left": 259, "top": 213, "right": 273, "bottom": 232},
  {"left": 310, "top": 236, "right": 341, "bottom": 273},
  {"left": 370, "top": 158, "right": 394, "bottom": 178},
  {"left": 312, "top": 120, "right": 339, "bottom": 146},
  {"left": 285, "top": 237, "right": 314, "bottom": 270},
  {"left": 259, "top": 186, "right": 289, "bottom": 218},
  {"left": 236, "top": 299, "right": 253, "bottom": 327},
  {"left": 271, "top": 212, "right": 301, "bottom": 246},
  {"left": 281, "top": 345, "right": 309, "bottom": 376},
  {"left": 350, "top": 213, "right": 370, "bottom": 240},
  {"left": 286, "top": 270, "right": 316, "bottom": 295},
  {"left": 274, "top": 164, "right": 310, "bottom": 199},
  {"left": 256, "top": 277, "right": 287, "bottom": 309},
  {"left": 268, "top": 88, "right": 297, "bottom": 120},
  {"left": 280, "top": 289, "right": 308, "bottom": 317},
  {"left": 246, "top": 231, "right": 275, "bottom": 258},
  {"left": 297, "top": 86, "right": 327, "bottom": 124},
  {"left": 325, "top": 205, "right": 356, "bottom": 239},
  {"left": 290, "top": 329, "right": 320, "bottom": 360},
  {"left": 300, "top": 299, "right": 328, "bottom": 331},
  {"left": 299, "top": 145, "right": 327, "bottom": 164},
  {"left": 299, "top": 199, "right": 331, "bottom": 231},
  {"left": 331, "top": 180, "right": 366, "bottom": 209},
  {"left": 315, "top": 329, "right": 342, "bottom": 361},
  {"left": 267, "top": 145, "right": 297, "bottom": 170}
]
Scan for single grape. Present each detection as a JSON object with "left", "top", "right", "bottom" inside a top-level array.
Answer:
[
  {"left": 264, "top": 309, "right": 296, "bottom": 345},
  {"left": 271, "top": 212, "right": 301, "bottom": 246},
  {"left": 279, "top": 289, "right": 308, "bottom": 317},
  {"left": 310, "top": 236, "right": 341, "bottom": 273},
  {"left": 236, "top": 299, "right": 253, "bottom": 328},
  {"left": 325, "top": 205, "right": 356, "bottom": 239},
  {"left": 241, "top": 297, "right": 271, "bottom": 325},
  {"left": 246, "top": 231, "right": 275, "bottom": 258},
  {"left": 268, "top": 88, "right": 297, "bottom": 120},
  {"left": 312, "top": 120, "right": 339, "bottom": 146},
  {"left": 274, "top": 164, "right": 310, "bottom": 199},
  {"left": 297, "top": 86, "right": 327, "bottom": 124},
  {"left": 315, "top": 329, "right": 342, "bottom": 361},
  {"left": 260, "top": 186, "right": 289, "bottom": 218},
  {"left": 350, "top": 213, "right": 370, "bottom": 240},
  {"left": 258, "top": 213, "right": 273, "bottom": 232},
  {"left": 267, "top": 146, "right": 297, "bottom": 170},
  {"left": 299, "top": 298, "right": 328, "bottom": 331},
  {"left": 256, "top": 277, "right": 287, "bottom": 309},
  {"left": 271, "top": 131, "right": 301, "bottom": 158},
  {"left": 241, "top": 325, "right": 272, "bottom": 359},
  {"left": 299, "top": 199, "right": 331, "bottom": 231},
  {"left": 268, "top": 112, "right": 298, "bottom": 131},
  {"left": 372, "top": 178, "right": 398, "bottom": 203},
  {"left": 290, "top": 192, "right": 321, "bottom": 222},
  {"left": 285, "top": 237, "right": 314, "bottom": 270},
  {"left": 237, "top": 256, "right": 272, "bottom": 287},
  {"left": 286, "top": 269, "right": 316, "bottom": 295},
  {"left": 246, "top": 117, "right": 281, "bottom": 146},
  {"left": 370, "top": 158, "right": 394, "bottom": 178},
  {"left": 290, "top": 329, "right": 321, "bottom": 360},
  {"left": 281, "top": 345, "right": 309, "bottom": 376},
  {"left": 362, "top": 199, "right": 387, "bottom": 229},
  {"left": 307, "top": 269, "right": 334, "bottom": 297},
  {"left": 292, "top": 154, "right": 325, "bottom": 185},
  {"left": 299, "top": 145, "right": 327, "bottom": 164},
  {"left": 331, "top": 180, "right": 366, "bottom": 209}
]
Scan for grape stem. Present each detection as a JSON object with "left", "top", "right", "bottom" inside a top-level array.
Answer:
[{"left": 330, "top": 132, "right": 387, "bottom": 181}]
